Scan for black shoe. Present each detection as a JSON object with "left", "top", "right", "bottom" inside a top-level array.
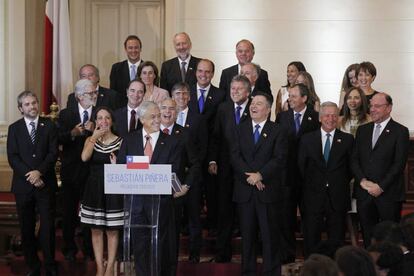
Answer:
[
  {"left": 63, "top": 251, "right": 76, "bottom": 261},
  {"left": 26, "top": 267, "right": 41, "bottom": 276},
  {"left": 189, "top": 254, "right": 200, "bottom": 263},
  {"left": 214, "top": 255, "right": 231, "bottom": 263}
]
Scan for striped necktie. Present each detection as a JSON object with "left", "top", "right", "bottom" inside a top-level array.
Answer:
[{"left": 29, "top": 121, "right": 36, "bottom": 144}]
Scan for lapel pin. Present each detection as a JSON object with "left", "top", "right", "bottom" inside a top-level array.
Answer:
[
  {"left": 386, "top": 129, "right": 390, "bottom": 133},
  {"left": 243, "top": 113, "right": 247, "bottom": 116},
  {"left": 308, "top": 117, "right": 312, "bottom": 121},
  {"left": 175, "top": 130, "right": 180, "bottom": 134},
  {"left": 337, "top": 139, "right": 341, "bottom": 143},
  {"left": 189, "top": 67, "right": 193, "bottom": 71},
  {"left": 263, "top": 133, "right": 267, "bottom": 138},
  {"left": 40, "top": 123, "right": 44, "bottom": 127},
  {"left": 185, "top": 124, "right": 190, "bottom": 128},
  {"left": 160, "top": 142, "right": 165, "bottom": 145},
  {"left": 100, "top": 94, "right": 104, "bottom": 97},
  {"left": 208, "top": 96, "right": 212, "bottom": 100}
]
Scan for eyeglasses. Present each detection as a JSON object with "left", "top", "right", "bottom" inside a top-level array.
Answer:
[
  {"left": 369, "top": 103, "right": 388, "bottom": 109},
  {"left": 84, "top": 90, "right": 98, "bottom": 96}
]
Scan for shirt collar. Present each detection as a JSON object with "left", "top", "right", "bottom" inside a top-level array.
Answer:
[
  {"left": 128, "top": 59, "right": 141, "bottom": 68},
  {"left": 24, "top": 116, "right": 39, "bottom": 127},
  {"left": 177, "top": 55, "right": 191, "bottom": 64},
  {"left": 321, "top": 128, "right": 336, "bottom": 137},
  {"left": 251, "top": 119, "right": 266, "bottom": 131},
  {"left": 375, "top": 116, "right": 391, "bottom": 129}
]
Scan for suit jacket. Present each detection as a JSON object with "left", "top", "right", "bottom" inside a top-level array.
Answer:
[
  {"left": 7, "top": 117, "right": 58, "bottom": 194},
  {"left": 298, "top": 129, "right": 354, "bottom": 211},
  {"left": 113, "top": 106, "right": 143, "bottom": 138},
  {"left": 57, "top": 106, "right": 96, "bottom": 184},
  {"left": 231, "top": 120, "right": 288, "bottom": 203},
  {"left": 219, "top": 64, "right": 271, "bottom": 101},
  {"left": 169, "top": 123, "right": 201, "bottom": 187},
  {"left": 208, "top": 100, "right": 250, "bottom": 172},
  {"left": 110, "top": 60, "right": 143, "bottom": 106},
  {"left": 67, "top": 86, "right": 120, "bottom": 111},
  {"left": 189, "top": 84, "right": 226, "bottom": 133},
  {"left": 276, "top": 107, "right": 320, "bottom": 186},
  {"left": 351, "top": 119, "right": 409, "bottom": 202},
  {"left": 181, "top": 108, "right": 209, "bottom": 163},
  {"left": 160, "top": 56, "right": 201, "bottom": 93}
]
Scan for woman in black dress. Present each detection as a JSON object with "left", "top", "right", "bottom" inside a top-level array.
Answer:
[{"left": 80, "top": 106, "right": 123, "bottom": 276}]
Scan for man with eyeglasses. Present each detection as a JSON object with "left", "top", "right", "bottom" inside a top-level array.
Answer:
[
  {"left": 67, "top": 64, "right": 120, "bottom": 111},
  {"left": 57, "top": 79, "right": 98, "bottom": 261},
  {"left": 352, "top": 92, "right": 409, "bottom": 247}
]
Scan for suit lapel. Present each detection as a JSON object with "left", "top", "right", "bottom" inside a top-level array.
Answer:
[
  {"left": 372, "top": 120, "right": 392, "bottom": 151},
  {"left": 18, "top": 119, "right": 33, "bottom": 145},
  {"left": 254, "top": 121, "right": 271, "bottom": 151},
  {"left": 314, "top": 131, "right": 325, "bottom": 165},
  {"left": 328, "top": 130, "right": 343, "bottom": 166},
  {"left": 151, "top": 131, "right": 166, "bottom": 163},
  {"left": 299, "top": 108, "right": 316, "bottom": 135}
]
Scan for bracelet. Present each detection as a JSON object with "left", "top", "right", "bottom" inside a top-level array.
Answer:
[{"left": 89, "top": 138, "right": 96, "bottom": 144}]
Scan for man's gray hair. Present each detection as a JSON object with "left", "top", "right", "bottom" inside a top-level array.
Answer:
[
  {"left": 137, "top": 100, "right": 159, "bottom": 119},
  {"left": 74, "top": 79, "right": 94, "bottom": 97},
  {"left": 319, "top": 101, "right": 339, "bottom": 119},
  {"left": 244, "top": 62, "right": 261, "bottom": 76},
  {"left": 231, "top": 75, "right": 251, "bottom": 94}
]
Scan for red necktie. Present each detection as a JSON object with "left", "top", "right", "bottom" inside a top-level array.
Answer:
[
  {"left": 162, "top": 128, "right": 170, "bottom": 135},
  {"left": 129, "top": 110, "right": 136, "bottom": 133},
  {"left": 144, "top": 135, "right": 153, "bottom": 162}
]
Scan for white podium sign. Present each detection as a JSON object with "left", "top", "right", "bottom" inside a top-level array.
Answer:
[{"left": 104, "top": 164, "right": 172, "bottom": 195}]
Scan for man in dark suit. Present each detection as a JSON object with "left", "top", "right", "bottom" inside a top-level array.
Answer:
[
  {"left": 231, "top": 92, "right": 287, "bottom": 275},
  {"left": 160, "top": 32, "right": 201, "bottom": 93},
  {"left": 113, "top": 79, "right": 145, "bottom": 138},
  {"left": 241, "top": 62, "right": 273, "bottom": 100},
  {"left": 117, "top": 101, "right": 183, "bottom": 276},
  {"left": 171, "top": 82, "right": 208, "bottom": 262},
  {"left": 7, "top": 91, "right": 58, "bottom": 276},
  {"left": 298, "top": 102, "right": 354, "bottom": 256},
  {"left": 208, "top": 75, "right": 251, "bottom": 262},
  {"left": 275, "top": 83, "right": 320, "bottom": 263},
  {"left": 110, "top": 35, "right": 143, "bottom": 105},
  {"left": 58, "top": 79, "right": 97, "bottom": 261},
  {"left": 352, "top": 92, "right": 409, "bottom": 247},
  {"left": 219, "top": 39, "right": 271, "bottom": 101},
  {"left": 159, "top": 97, "right": 201, "bottom": 269},
  {"left": 67, "top": 64, "right": 119, "bottom": 111},
  {"left": 188, "top": 58, "right": 225, "bottom": 241}
]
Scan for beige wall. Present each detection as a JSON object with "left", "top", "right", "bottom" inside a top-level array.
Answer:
[{"left": 165, "top": 0, "right": 414, "bottom": 130}]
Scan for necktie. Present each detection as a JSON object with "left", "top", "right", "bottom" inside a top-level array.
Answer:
[
  {"left": 198, "top": 89, "right": 206, "bottom": 113},
  {"left": 162, "top": 128, "right": 170, "bottom": 135},
  {"left": 130, "top": 64, "right": 136, "bottom": 81},
  {"left": 235, "top": 105, "right": 242, "bottom": 125},
  {"left": 253, "top": 124, "right": 260, "bottom": 144},
  {"left": 29, "top": 121, "right": 36, "bottom": 144},
  {"left": 324, "top": 133, "right": 331, "bottom": 163},
  {"left": 294, "top": 112, "right": 301, "bottom": 134},
  {"left": 144, "top": 135, "right": 153, "bottom": 162},
  {"left": 177, "top": 112, "right": 184, "bottom": 126},
  {"left": 372, "top": 124, "right": 381, "bottom": 148},
  {"left": 180, "top": 61, "right": 187, "bottom": 82},
  {"left": 129, "top": 110, "right": 136, "bottom": 133},
  {"left": 82, "top": 110, "right": 89, "bottom": 125}
]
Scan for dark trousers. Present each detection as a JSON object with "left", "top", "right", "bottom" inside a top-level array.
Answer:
[
  {"left": 61, "top": 179, "right": 92, "bottom": 256},
  {"left": 132, "top": 195, "right": 174, "bottom": 276},
  {"left": 215, "top": 167, "right": 235, "bottom": 259},
  {"left": 204, "top": 172, "right": 218, "bottom": 231},
  {"left": 357, "top": 197, "right": 402, "bottom": 247},
  {"left": 303, "top": 190, "right": 346, "bottom": 257},
  {"left": 14, "top": 187, "right": 56, "bottom": 271},
  {"left": 238, "top": 196, "right": 281, "bottom": 276}
]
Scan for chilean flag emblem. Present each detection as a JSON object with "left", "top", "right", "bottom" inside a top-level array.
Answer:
[{"left": 126, "top": 156, "right": 150, "bottom": 169}]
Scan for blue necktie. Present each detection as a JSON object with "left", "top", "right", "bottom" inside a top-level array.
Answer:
[
  {"left": 82, "top": 110, "right": 89, "bottom": 125},
  {"left": 177, "top": 112, "right": 184, "bottom": 126},
  {"left": 235, "top": 105, "right": 242, "bottom": 125},
  {"left": 198, "top": 89, "right": 206, "bottom": 113},
  {"left": 294, "top": 112, "right": 301, "bottom": 135},
  {"left": 324, "top": 133, "right": 331, "bottom": 163},
  {"left": 254, "top": 124, "right": 260, "bottom": 144},
  {"left": 130, "top": 64, "right": 136, "bottom": 80},
  {"left": 29, "top": 121, "right": 36, "bottom": 144}
]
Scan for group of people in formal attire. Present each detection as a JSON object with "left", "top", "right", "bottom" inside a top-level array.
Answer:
[{"left": 6, "top": 31, "right": 411, "bottom": 276}]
